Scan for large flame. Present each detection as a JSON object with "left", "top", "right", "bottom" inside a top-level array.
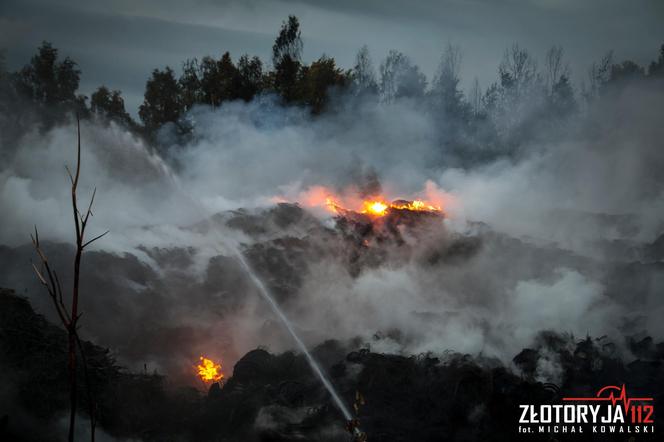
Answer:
[
  {"left": 197, "top": 356, "right": 224, "bottom": 383},
  {"left": 277, "top": 181, "right": 453, "bottom": 218},
  {"left": 325, "top": 195, "right": 441, "bottom": 218}
]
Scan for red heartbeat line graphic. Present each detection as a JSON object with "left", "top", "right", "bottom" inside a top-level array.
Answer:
[{"left": 563, "top": 384, "right": 653, "bottom": 409}]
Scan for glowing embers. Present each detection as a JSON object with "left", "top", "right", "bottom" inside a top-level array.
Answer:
[{"left": 197, "top": 356, "right": 224, "bottom": 383}]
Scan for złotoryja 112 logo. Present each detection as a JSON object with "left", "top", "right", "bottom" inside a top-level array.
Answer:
[{"left": 518, "top": 384, "right": 655, "bottom": 435}]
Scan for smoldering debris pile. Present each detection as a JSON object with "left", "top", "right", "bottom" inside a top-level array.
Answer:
[
  {"left": 236, "top": 202, "right": 477, "bottom": 282},
  {"left": 1, "top": 287, "right": 663, "bottom": 441}
]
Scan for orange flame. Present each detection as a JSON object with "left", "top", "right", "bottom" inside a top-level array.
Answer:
[
  {"left": 285, "top": 182, "right": 451, "bottom": 218},
  {"left": 363, "top": 200, "right": 389, "bottom": 216},
  {"left": 390, "top": 200, "right": 441, "bottom": 212},
  {"left": 197, "top": 356, "right": 224, "bottom": 383},
  {"left": 326, "top": 196, "right": 441, "bottom": 218}
]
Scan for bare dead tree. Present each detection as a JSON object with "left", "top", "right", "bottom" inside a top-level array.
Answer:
[
  {"left": 31, "top": 116, "right": 108, "bottom": 442},
  {"left": 544, "top": 46, "right": 570, "bottom": 94},
  {"left": 352, "top": 45, "right": 377, "bottom": 94},
  {"left": 499, "top": 43, "right": 538, "bottom": 97}
]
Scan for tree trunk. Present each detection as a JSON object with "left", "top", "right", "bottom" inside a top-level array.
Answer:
[{"left": 68, "top": 327, "right": 77, "bottom": 442}]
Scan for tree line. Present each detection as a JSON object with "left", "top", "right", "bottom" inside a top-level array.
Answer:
[{"left": 1, "top": 15, "right": 663, "bottom": 164}]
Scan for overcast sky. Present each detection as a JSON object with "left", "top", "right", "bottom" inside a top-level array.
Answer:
[{"left": 2, "top": 0, "right": 663, "bottom": 116}]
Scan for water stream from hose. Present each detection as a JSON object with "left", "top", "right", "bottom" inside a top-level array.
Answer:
[
  {"left": 231, "top": 249, "right": 353, "bottom": 421},
  {"left": 164, "top": 172, "right": 354, "bottom": 421}
]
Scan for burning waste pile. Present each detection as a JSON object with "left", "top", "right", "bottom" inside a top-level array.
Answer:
[
  {"left": 269, "top": 183, "right": 454, "bottom": 269},
  {"left": 325, "top": 195, "right": 444, "bottom": 245}
]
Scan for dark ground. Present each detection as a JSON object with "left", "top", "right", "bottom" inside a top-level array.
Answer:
[{"left": 1, "top": 287, "right": 662, "bottom": 441}]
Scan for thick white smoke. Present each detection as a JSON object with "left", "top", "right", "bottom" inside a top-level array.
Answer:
[{"left": 1, "top": 83, "right": 662, "bottom": 382}]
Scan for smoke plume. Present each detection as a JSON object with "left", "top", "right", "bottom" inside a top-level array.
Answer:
[{"left": 1, "top": 81, "right": 663, "bottom": 385}]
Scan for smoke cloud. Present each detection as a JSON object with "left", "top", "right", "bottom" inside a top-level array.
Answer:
[{"left": 1, "top": 81, "right": 663, "bottom": 385}]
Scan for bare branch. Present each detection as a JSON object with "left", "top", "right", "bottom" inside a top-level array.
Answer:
[
  {"left": 31, "top": 263, "right": 48, "bottom": 286},
  {"left": 65, "top": 165, "right": 74, "bottom": 186},
  {"left": 82, "top": 230, "right": 109, "bottom": 249},
  {"left": 32, "top": 225, "right": 40, "bottom": 245},
  {"left": 82, "top": 187, "right": 97, "bottom": 227},
  {"left": 73, "top": 114, "right": 81, "bottom": 188},
  {"left": 54, "top": 271, "right": 72, "bottom": 325}
]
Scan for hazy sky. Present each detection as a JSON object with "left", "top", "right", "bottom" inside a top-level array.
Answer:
[{"left": 2, "top": 0, "right": 663, "bottom": 116}]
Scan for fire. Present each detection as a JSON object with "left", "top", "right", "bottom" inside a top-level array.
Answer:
[
  {"left": 197, "top": 356, "right": 224, "bottom": 383},
  {"left": 363, "top": 200, "right": 389, "bottom": 216},
  {"left": 325, "top": 196, "right": 342, "bottom": 214},
  {"left": 286, "top": 181, "right": 452, "bottom": 218},
  {"left": 326, "top": 196, "right": 440, "bottom": 218},
  {"left": 391, "top": 200, "right": 440, "bottom": 212}
]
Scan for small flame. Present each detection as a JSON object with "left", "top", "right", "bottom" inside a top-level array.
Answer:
[
  {"left": 325, "top": 196, "right": 342, "bottom": 214},
  {"left": 391, "top": 200, "right": 440, "bottom": 212},
  {"left": 197, "top": 356, "right": 224, "bottom": 383}
]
